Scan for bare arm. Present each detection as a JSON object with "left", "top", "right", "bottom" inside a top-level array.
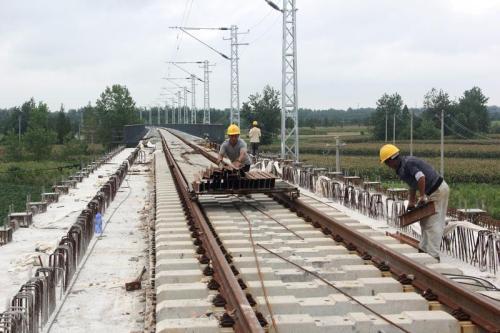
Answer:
[
  {"left": 416, "top": 176, "right": 427, "bottom": 204},
  {"left": 408, "top": 189, "right": 417, "bottom": 207},
  {"left": 232, "top": 148, "right": 248, "bottom": 168},
  {"left": 238, "top": 148, "right": 247, "bottom": 162}
]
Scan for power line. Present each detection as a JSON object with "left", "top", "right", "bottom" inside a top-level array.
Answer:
[
  {"left": 446, "top": 114, "right": 493, "bottom": 140},
  {"left": 247, "top": 8, "right": 273, "bottom": 31},
  {"left": 242, "top": 14, "right": 281, "bottom": 47}
]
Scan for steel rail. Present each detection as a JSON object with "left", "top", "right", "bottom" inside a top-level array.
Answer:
[
  {"left": 165, "top": 128, "right": 500, "bottom": 333},
  {"left": 273, "top": 193, "right": 500, "bottom": 333},
  {"left": 165, "top": 129, "right": 500, "bottom": 332},
  {"left": 159, "top": 131, "right": 263, "bottom": 333},
  {"left": 166, "top": 128, "right": 223, "bottom": 165}
]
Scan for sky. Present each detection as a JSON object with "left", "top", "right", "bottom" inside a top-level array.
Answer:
[{"left": 1, "top": 0, "right": 499, "bottom": 111}]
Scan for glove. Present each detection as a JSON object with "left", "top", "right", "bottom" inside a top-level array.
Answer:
[{"left": 406, "top": 204, "right": 416, "bottom": 212}]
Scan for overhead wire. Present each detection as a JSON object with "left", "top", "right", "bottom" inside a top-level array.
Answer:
[
  {"left": 164, "top": 0, "right": 195, "bottom": 104},
  {"left": 445, "top": 114, "right": 493, "bottom": 140}
]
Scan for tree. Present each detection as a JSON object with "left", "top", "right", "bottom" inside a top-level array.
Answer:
[
  {"left": 415, "top": 117, "right": 440, "bottom": 140},
  {"left": 397, "top": 104, "right": 411, "bottom": 140},
  {"left": 95, "top": 84, "right": 139, "bottom": 145},
  {"left": 24, "top": 101, "right": 56, "bottom": 160},
  {"left": 371, "top": 93, "right": 403, "bottom": 140},
  {"left": 3, "top": 130, "right": 23, "bottom": 161},
  {"left": 423, "top": 88, "right": 455, "bottom": 134},
  {"left": 241, "top": 85, "right": 281, "bottom": 144},
  {"left": 452, "top": 87, "right": 490, "bottom": 136},
  {"left": 55, "top": 104, "right": 72, "bottom": 144},
  {"left": 82, "top": 103, "right": 98, "bottom": 144}
]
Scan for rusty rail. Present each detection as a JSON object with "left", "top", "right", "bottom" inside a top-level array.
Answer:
[
  {"left": 162, "top": 129, "right": 500, "bottom": 332},
  {"left": 160, "top": 131, "right": 263, "bottom": 333},
  {"left": 272, "top": 193, "right": 500, "bottom": 332}
]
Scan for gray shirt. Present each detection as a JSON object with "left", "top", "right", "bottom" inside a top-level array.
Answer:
[
  {"left": 219, "top": 138, "right": 251, "bottom": 166},
  {"left": 396, "top": 156, "right": 442, "bottom": 195}
]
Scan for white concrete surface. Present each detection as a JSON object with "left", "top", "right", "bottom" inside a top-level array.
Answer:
[{"left": 48, "top": 153, "right": 151, "bottom": 333}]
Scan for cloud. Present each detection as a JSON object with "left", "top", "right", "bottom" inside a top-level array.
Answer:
[{"left": 0, "top": 0, "right": 499, "bottom": 111}]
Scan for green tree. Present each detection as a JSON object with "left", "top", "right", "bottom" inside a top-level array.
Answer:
[
  {"left": 82, "top": 103, "right": 98, "bottom": 144},
  {"left": 241, "top": 85, "right": 281, "bottom": 144},
  {"left": 452, "top": 87, "right": 490, "bottom": 136},
  {"left": 24, "top": 101, "right": 56, "bottom": 160},
  {"left": 371, "top": 93, "right": 403, "bottom": 140},
  {"left": 414, "top": 117, "right": 440, "bottom": 139},
  {"left": 95, "top": 84, "right": 139, "bottom": 145},
  {"left": 397, "top": 104, "right": 411, "bottom": 140},
  {"left": 423, "top": 88, "right": 455, "bottom": 134},
  {"left": 55, "top": 104, "right": 72, "bottom": 144},
  {"left": 3, "top": 130, "right": 24, "bottom": 161}
]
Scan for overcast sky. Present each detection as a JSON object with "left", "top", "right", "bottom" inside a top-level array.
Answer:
[{"left": 1, "top": 0, "right": 499, "bottom": 111}]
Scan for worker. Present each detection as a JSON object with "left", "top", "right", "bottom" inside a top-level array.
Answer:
[
  {"left": 138, "top": 140, "right": 146, "bottom": 163},
  {"left": 379, "top": 144, "right": 449, "bottom": 261},
  {"left": 216, "top": 124, "right": 252, "bottom": 175},
  {"left": 248, "top": 120, "right": 262, "bottom": 158}
]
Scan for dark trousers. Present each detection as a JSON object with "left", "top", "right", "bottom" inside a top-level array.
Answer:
[
  {"left": 239, "top": 164, "right": 250, "bottom": 176},
  {"left": 251, "top": 142, "right": 259, "bottom": 156}
]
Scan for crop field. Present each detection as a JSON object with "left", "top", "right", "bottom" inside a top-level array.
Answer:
[{"left": 260, "top": 126, "right": 500, "bottom": 219}]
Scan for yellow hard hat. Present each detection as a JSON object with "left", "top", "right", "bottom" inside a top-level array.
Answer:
[
  {"left": 252, "top": 121, "right": 258, "bottom": 126},
  {"left": 379, "top": 144, "right": 400, "bottom": 163},
  {"left": 227, "top": 124, "right": 240, "bottom": 135}
]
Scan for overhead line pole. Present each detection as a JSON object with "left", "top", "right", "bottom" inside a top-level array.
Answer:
[
  {"left": 183, "top": 87, "right": 188, "bottom": 124},
  {"left": 202, "top": 60, "right": 214, "bottom": 124},
  {"left": 165, "top": 60, "right": 215, "bottom": 124},
  {"left": 170, "top": 26, "right": 247, "bottom": 126},
  {"left": 410, "top": 107, "right": 414, "bottom": 156},
  {"left": 223, "top": 25, "right": 249, "bottom": 126},
  {"left": 267, "top": 0, "right": 300, "bottom": 161},
  {"left": 440, "top": 108, "right": 444, "bottom": 176},
  {"left": 177, "top": 91, "right": 182, "bottom": 124},
  {"left": 162, "top": 77, "right": 192, "bottom": 124}
]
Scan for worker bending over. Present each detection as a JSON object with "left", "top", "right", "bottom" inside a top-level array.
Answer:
[
  {"left": 248, "top": 120, "right": 262, "bottom": 158},
  {"left": 216, "top": 124, "right": 252, "bottom": 175},
  {"left": 380, "top": 144, "right": 449, "bottom": 261}
]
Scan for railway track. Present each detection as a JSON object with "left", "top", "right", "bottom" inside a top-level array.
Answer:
[{"left": 154, "top": 128, "right": 500, "bottom": 333}]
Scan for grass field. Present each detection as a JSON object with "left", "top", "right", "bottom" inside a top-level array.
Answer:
[{"left": 0, "top": 160, "right": 85, "bottom": 226}]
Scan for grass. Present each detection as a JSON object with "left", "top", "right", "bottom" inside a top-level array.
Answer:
[{"left": 0, "top": 160, "right": 83, "bottom": 226}]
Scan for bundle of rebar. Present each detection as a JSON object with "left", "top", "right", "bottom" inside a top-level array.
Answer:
[{"left": 193, "top": 166, "right": 276, "bottom": 192}]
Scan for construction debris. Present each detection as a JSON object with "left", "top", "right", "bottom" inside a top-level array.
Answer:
[{"left": 126, "top": 266, "right": 147, "bottom": 291}]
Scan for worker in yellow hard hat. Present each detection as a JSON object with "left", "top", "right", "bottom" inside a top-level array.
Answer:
[
  {"left": 248, "top": 120, "right": 262, "bottom": 159},
  {"left": 380, "top": 144, "right": 449, "bottom": 261},
  {"left": 216, "top": 124, "right": 251, "bottom": 174}
]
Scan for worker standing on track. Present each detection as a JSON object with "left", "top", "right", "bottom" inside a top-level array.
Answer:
[
  {"left": 248, "top": 120, "right": 262, "bottom": 159},
  {"left": 379, "top": 144, "right": 449, "bottom": 261},
  {"left": 216, "top": 124, "right": 252, "bottom": 175}
]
